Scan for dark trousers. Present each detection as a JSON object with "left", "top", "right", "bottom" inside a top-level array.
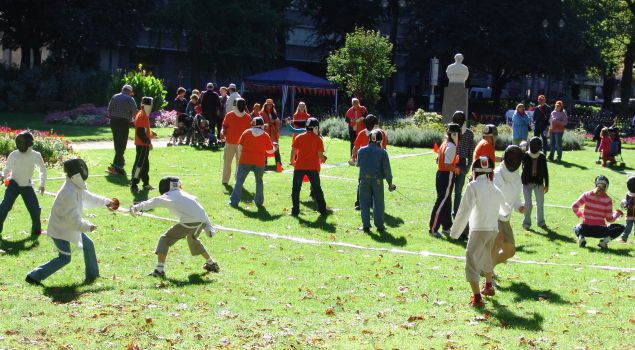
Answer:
[
  {"left": 348, "top": 126, "right": 356, "bottom": 154},
  {"left": 209, "top": 114, "right": 222, "bottom": 140},
  {"left": 575, "top": 223, "right": 625, "bottom": 239},
  {"left": 131, "top": 146, "right": 150, "bottom": 186},
  {"left": 110, "top": 118, "right": 130, "bottom": 169},
  {"left": 429, "top": 170, "right": 455, "bottom": 233},
  {"left": 274, "top": 148, "right": 281, "bottom": 165},
  {"left": 534, "top": 128, "right": 549, "bottom": 153},
  {"left": 452, "top": 163, "right": 469, "bottom": 217},
  {"left": 292, "top": 170, "right": 326, "bottom": 215},
  {"left": 0, "top": 180, "right": 41, "bottom": 234}
]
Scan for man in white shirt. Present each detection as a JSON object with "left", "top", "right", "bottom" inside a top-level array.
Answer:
[
  {"left": 450, "top": 156, "right": 507, "bottom": 308},
  {"left": 0, "top": 131, "right": 47, "bottom": 238},
  {"left": 131, "top": 176, "right": 219, "bottom": 278},
  {"left": 225, "top": 83, "right": 242, "bottom": 115}
]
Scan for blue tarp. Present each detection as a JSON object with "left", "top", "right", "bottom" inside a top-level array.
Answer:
[{"left": 244, "top": 67, "right": 336, "bottom": 89}]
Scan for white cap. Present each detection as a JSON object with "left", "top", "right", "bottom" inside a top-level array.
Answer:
[
  {"left": 206, "top": 82, "right": 214, "bottom": 89},
  {"left": 122, "top": 84, "right": 133, "bottom": 92},
  {"left": 228, "top": 83, "right": 237, "bottom": 89}
]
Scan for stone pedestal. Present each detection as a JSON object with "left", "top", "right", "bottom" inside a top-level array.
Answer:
[{"left": 441, "top": 83, "right": 468, "bottom": 123}]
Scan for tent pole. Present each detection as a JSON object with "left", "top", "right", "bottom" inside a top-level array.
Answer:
[{"left": 291, "top": 86, "right": 295, "bottom": 117}]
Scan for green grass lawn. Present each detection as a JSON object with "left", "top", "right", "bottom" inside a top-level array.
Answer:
[
  {"left": 0, "top": 136, "right": 634, "bottom": 349},
  {"left": 0, "top": 112, "right": 173, "bottom": 142}
]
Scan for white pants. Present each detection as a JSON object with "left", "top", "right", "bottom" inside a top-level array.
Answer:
[{"left": 465, "top": 230, "right": 498, "bottom": 282}]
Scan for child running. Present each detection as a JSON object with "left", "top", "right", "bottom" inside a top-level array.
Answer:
[
  {"left": 450, "top": 156, "right": 507, "bottom": 307},
  {"left": 130, "top": 176, "right": 219, "bottom": 277},
  {"left": 0, "top": 130, "right": 47, "bottom": 239},
  {"left": 26, "top": 158, "right": 118, "bottom": 286},
  {"left": 619, "top": 176, "right": 635, "bottom": 243}
]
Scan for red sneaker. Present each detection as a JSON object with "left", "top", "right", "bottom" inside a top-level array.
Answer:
[
  {"left": 481, "top": 283, "right": 495, "bottom": 296},
  {"left": 469, "top": 294, "right": 485, "bottom": 308},
  {"left": 276, "top": 162, "right": 283, "bottom": 172}
]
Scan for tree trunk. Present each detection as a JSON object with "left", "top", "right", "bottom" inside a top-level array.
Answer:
[
  {"left": 620, "top": 38, "right": 635, "bottom": 115},
  {"left": 20, "top": 45, "right": 31, "bottom": 69},
  {"left": 602, "top": 70, "right": 616, "bottom": 109},
  {"left": 32, "top": 47, "right": 42, "bottom": 67},
  {"left": 491, "top": 69, "right": 509, "bottom": 113},
  {"left": 190, "top": 35, "right": 202, "bottom": 89}
]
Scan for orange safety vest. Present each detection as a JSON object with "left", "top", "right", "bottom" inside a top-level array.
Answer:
[{"left": 437, "top": 141, "right": 458, "bottom": 172}]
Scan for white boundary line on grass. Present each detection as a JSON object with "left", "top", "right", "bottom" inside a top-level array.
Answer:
[{"left": 111, "top": 205, "right": 634, "bottom": 273}]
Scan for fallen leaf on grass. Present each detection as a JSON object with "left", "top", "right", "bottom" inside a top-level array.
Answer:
[
  {"left": 407, "top": 315, "right": 425, "bottom": 322},
  {"left": 329, "top": 234, "right": 336, "bottom": 241},
  {"left": 325, "top": 307, "right": 335, "bottom": 315},
  {"left": 400, "top": 322, "right": 415, "bottom": 329},
  {"left": 629, "top": 319, "right": 635, "bottom": 324}
]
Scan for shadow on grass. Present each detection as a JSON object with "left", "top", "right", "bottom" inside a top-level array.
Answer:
[
  {"left": 0, "top": 236, "right": 39, "bottom": 256},
  {"left": 42, "top": 282, "right": 114, "bottom": 304},
  {"left": 528, "top": 227, "right": 576, "bottom": 244},
  {"left": 131, "top": 187, "right": 150, "bottom": 204},
  {"left": 235, "top": 205, "right": 282, "bottom": 222},
  {"left": 164, "top": 273, "right": 216, "bottom": 287},
  {"left": 366, "top": 229, "right": 407, "bottom": 246},
  {"left": 296, "top": 213, "right": 336, "bottom": 233},
  {"left": 488, "top": 299, "right": 544, "bottom": 331},
  {"left": 585, "top": 245, "right": 633, "bottom": 256},
  {"left": 498, "top": 282, "right": 569, "bottom": 304},
  {"left": 384, "top": 212, "right": 405, "bottom": 228},
  {"left": 556, "top": 159, "right": 588, "bottom": 170},
  {"left": 105, "top": 173, "right": 131, "bottom": 187},
  {"left": 515, "top": 244, "right": 537, "bottom": 255},
  {"left": 223, "top": 184, "right": 233, "bottom": 194}
]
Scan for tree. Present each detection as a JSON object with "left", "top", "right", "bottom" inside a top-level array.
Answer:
[
  {"left": 407, "top": 0, "right": 594, "bottom": 109},
  {"left": 151, "top": 0, "right": 289, "bottom": 88},
  {"left": 327, "top": 28, "right": 396, "bottom": 105}
]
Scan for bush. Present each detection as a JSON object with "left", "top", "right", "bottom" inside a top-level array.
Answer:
[
  {"left": 151, "top": 110, "right": 178, "bottom": 128},
  {"left": 109, "top": 64, "right": 167, "bottom": 112},
  {"left": 0, "top": 127, "right": 73, "bottom": 165},
  {"left": 562, "top": 130, "right": 586, "bottom": 151},
  {"left": 411, "top": 109, "right": 444, "bottom": 130},
  {"left": 320, "top": 117, "right": 349, "bottom": 140},
  {"left": 385, "top": 127, "right": 444, "bottom": 148},
  {"left": 573, "top": 104, "right": 601, "bottom": 117},
  {"left": 44, "top": 104, "right": 109, "bottom": 126}
]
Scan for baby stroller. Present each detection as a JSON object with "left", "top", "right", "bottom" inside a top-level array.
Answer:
[
  {"left": 168, "top": 113, "right": 192, "bottom": 146},
  {"left": 597, "top": 127, "right": 625, "bottom": 167},
  {"left": 192, "top": 114, "right": 214, "bottom": 149}
]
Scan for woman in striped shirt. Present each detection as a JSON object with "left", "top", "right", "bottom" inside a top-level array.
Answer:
[{"left": 572, "top": 175, "right": 624, "bottom": 249}]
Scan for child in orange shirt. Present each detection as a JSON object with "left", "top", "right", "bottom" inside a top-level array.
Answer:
[{"left": 229, "top": 117, "right": 276, "bottom": 207}]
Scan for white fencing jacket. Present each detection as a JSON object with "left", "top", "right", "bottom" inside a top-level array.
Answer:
[
  {"left": 493, "top": 162, "right": 524, "bottom": 222},
  {"left": 133, "top": 189, "right": 213, "bottom": 231},
  {"left": 2, "top": 148, "right": 46, "bottom": 187},
  {"left": 450, "top": 175, "right": 507, "bottom": 238},
  {"left": 47, "top": 175, "right": 111, "bottom": 247}
]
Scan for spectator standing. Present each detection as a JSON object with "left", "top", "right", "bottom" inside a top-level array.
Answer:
[
  {"left": 107, "top": 84, "right": 138, "bottom": 176},
  {"left": 225, "top": 83, "right": 241, "bottom": 115},
  {"left": 345, "top": 98, "right": 367, "bottom": 153},
  {"left": 451, "top": 111, "right": 475, "bottom": 218},
  {"left": 261, "top": 99, "right": 282, "bottom": 171},
  {"left": 172, "top": 87, "right": 188, "bottom": 114},
  {"left": 532, "top": 95, "right": 551, "bottom": 153},
  {"left": 511, "top": 103, "right": 532, "bottom": 145},
  {"left": 200, "top": 83, "right": 221, "bottom": 143},
  {"left": 548, "top": 100, "right": 568, "bottom": 162}
]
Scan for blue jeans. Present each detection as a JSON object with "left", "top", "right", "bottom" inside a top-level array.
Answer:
[
  {"left": 522, "top": 184, "right": 545, "bottom": 227},
  {"left": 0, "top": 180, "right": 41, "bottom": 234},
  {"left": 621, "top": 220, "right": 634, "bottom": 241},
  {"left": 452, "top": 164, "right": 468, "bottom": 217},
  {"left": 292, "top": 170, "right": 326, "bottom": 215},
  {"left": 28, "top": 233, "right": 99, "bottom": 282},
  {"left": 359, "top": 177, "right": 385, "bottom": 228},
  {"left": 548, "top": 132, "right": 563, "bottom": 160},
  {"left": 230, "top": 164, "right": 264, "bottom": 206}
]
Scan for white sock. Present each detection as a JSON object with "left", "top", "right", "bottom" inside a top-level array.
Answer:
[{"left": 156, "top": 263, "right": 165, "bottom": 272}]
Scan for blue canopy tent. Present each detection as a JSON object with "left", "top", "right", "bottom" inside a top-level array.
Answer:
[{"left": 242, "top": 67, "right": 338, "bottom": 118}]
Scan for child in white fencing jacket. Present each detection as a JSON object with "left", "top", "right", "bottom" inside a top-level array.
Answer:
[
  {"left": 131, "top": 176, "right": 218, "bottom": 278},
  {"left": 450, "top": 156, "right": 508, "bottom": 308}
]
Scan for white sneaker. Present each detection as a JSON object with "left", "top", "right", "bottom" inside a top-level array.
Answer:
[
  {"left": 578, "top": 235, "right": 587, "bottom": 248},
  {"left": 598, "top": 237, "right": 610, "bottom": 249}
]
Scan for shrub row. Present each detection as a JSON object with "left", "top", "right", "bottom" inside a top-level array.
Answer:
[{"left": 0, "top": 127, "right": 73, "bottom": 165}]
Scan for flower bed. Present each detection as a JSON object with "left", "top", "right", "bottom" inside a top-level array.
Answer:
[
  {"left": 0, "top": 127, "right": 73, "bottom": 165},
  {"left": 44, "top": 104, "right": 177, "bottom": 128}
]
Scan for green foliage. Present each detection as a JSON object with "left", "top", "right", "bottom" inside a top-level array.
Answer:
[
  {"left": 327, "top": 27, "right": 396, "bottom": 105},
  {"left": 573, "top": 104, "right": 602, "bottom": 116},
  {"left": 320, "top": 117, "right": 349, "bottom": 140},
  {"left": 562, "top": 130, "right": 587, "bottom": 151},
  {"left": 411, "top": 109, "right": 444, "bottom": 130},
  {"left": 385, "top": 127, "right": 444, "bottom": 148},
  {"left": 0, "top": 128, "right": 73, "bottom": 165},
  {"left": 109, "top": 64, "right": 167, "bottom": 112}
]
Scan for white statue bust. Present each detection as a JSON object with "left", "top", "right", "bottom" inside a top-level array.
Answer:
[{"left": 446, "top": 53, "right": 469, "bottom": 84}]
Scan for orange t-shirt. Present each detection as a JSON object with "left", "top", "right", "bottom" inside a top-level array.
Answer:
[
  {"left": 238, "top": 130, "right": 274, "bottom": 167},
  {"left": 134, "top": 110, "right": 151, "bottom": 146},
  {"left": 223, "top": 111, "right": 252, "bottom": 144},
  {"left": 292, "top": 131, "right": 324, "bottom": 171},
  {"left": 473, "top": 139, "right": 495, "bottom": 165},
  {"left": 354, "top": 129, "right": 387, "bottom": 150}
]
